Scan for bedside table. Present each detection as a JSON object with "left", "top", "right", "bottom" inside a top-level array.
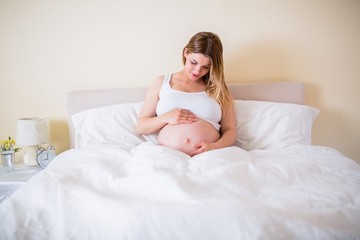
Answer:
[{"left": 0, "top": 164, "right": 41, "bottom": 203}]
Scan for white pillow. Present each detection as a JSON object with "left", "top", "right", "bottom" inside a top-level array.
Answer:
[
  {"left": 71, "top": 102, "right": 157, "bottom": 150},
  {"left": 234, "top": 100, "right": 320, "bottom": 150}
]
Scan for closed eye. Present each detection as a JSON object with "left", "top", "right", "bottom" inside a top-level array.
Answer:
[{"left": 191, "top": 60, "right": 210, "bottom": 69}]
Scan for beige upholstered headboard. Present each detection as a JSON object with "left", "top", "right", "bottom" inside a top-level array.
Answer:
[{"left": 67, "top": 81, "right": 304, "bottom": 148}]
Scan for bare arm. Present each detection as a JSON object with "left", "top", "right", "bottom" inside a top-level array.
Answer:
[
  {"left": 136, "top": 75, "right": 197, "bottom": 135},
  {"left": 135, "top": 75, "right": 166, "bottom": 135},
  {"left": 213, "top": 102, "right": 237, "bottom": 148}
]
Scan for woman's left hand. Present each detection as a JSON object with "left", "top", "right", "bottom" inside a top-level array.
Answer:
[{"left": 189, "top": 142, "right": 214, "bottom": 156}]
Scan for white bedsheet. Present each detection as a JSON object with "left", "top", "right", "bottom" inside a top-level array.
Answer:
[{"left": 0, "top": 143, "right": 359, "bottom": 240}]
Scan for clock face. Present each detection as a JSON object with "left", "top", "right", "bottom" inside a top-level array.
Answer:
[{"left": 36, "top": 147, "right": 56, "bottom": 168}]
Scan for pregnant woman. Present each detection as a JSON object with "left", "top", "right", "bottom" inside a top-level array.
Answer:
[{"left": 136, "top": 32, "right": 236, "bottom": 156}]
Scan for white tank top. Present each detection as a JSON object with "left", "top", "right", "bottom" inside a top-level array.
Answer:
[{"left": 156, "top": 73, "right": 222, "bottom": 131}]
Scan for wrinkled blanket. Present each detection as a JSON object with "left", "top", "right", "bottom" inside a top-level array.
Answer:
[{"left": 0, "top": 143, "right": 359, "bottom": 240}]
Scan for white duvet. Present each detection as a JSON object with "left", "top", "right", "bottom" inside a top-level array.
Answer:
[{"left": 0, "top": 143, "right": 360, "bottom": 240}]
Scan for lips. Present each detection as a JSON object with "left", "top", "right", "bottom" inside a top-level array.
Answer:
[{"left": 191, "top": 73, "right": 199, "bottom": 78}]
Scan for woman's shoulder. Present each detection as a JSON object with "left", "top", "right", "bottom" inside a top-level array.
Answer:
[
  {"left": 148, "top": 74, "right": 168, "bottom": 93},
  {"left": 152, "top": 73, "right": 174, "bottom": 86},
  {"left": 151, "top": 74, "right": 166, "bottom": 87}
]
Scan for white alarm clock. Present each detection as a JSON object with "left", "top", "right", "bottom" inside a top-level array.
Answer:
[{"left": 36, "top": 145, "right": 56, "bottom": 169}]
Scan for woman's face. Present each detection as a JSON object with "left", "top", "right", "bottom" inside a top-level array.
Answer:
[{"left": 184, "top": 50, "right": 211, "bottom": 81}]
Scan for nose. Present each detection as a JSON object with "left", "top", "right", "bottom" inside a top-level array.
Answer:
[{"left": 193, "top": 65, "right": 201, "bottom": 74}]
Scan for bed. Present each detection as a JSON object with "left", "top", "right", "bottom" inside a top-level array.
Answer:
[{"left": 0, "top": 82, "right": 359, "bottom": 240}]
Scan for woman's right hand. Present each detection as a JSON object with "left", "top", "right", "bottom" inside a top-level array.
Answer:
[{"left": 165, "top": 109, "right": 197, "bottom": 125}]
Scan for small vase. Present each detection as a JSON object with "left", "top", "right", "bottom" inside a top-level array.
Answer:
[{"left": 1, "top": 150, "right": 15, "bottom": 173}]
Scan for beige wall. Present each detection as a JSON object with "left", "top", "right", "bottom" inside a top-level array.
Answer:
[{"left": 1, "top": 0, "right": 359, "bottom": 163}]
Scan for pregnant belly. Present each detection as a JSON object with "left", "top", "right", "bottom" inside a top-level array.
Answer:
[{"left": 157, "top": 118, "right": 220, "bottom": 155}]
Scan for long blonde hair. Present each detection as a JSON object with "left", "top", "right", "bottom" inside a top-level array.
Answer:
[{"left": 182, "top": 32, "right": 233, "bottom": 111}]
